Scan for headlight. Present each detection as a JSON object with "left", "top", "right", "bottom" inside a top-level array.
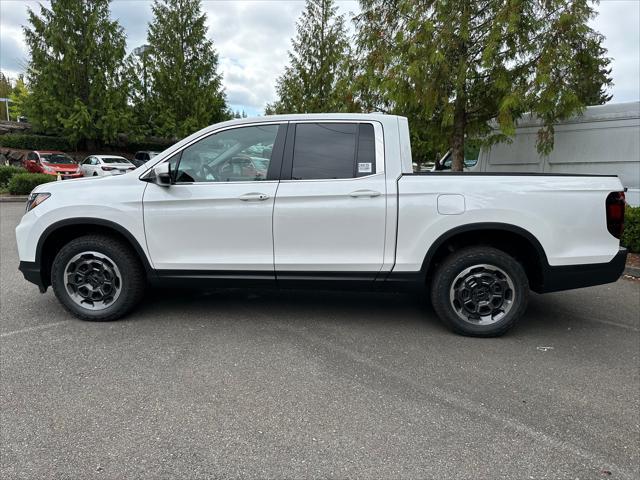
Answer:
[
  {"left": 43, "top": 165, "right": 55, "bottom": 173},
  {"left": 26, "top": 192, "right": 51, "bottom": 212}
]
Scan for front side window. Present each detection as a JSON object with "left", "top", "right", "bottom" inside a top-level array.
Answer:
[
  {"left": 291, "top": 123, "right": 376, "bottom": 180},
  {"left": 174, "top": 124, "right": 279, "bottom": 183}
]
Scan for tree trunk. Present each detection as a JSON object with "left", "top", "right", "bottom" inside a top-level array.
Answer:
[{"left": 451, "top": 100, "right": 466, "bottom": 172}]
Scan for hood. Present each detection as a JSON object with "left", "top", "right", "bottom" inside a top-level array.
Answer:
[{"left": 31, "top": 169, "right": 127, "bottom": 194}]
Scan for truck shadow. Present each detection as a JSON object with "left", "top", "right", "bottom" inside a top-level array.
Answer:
[{"left": 133, "top": 286, "right": 601, "bottom": 338}]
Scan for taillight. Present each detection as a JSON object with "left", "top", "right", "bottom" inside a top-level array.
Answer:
[
  {"left": 101, "top": 166, "right": 115, "bottom": 171},
  {"left": 605, "top": 191, "right": 625, "bottom": 239}
]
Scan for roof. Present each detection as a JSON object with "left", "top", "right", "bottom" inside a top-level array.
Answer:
[
  {"left": 513, "top": 101, "right": 640, "bottom": 128},
  {"left": 233, "top": 112, "right": 397, "bottom": 125},
  {"left": 93, "top": 154, "right": 128, "bottom": 159},
  {"left": 34, "top": 150, "right": 66, "bottom": 154}
]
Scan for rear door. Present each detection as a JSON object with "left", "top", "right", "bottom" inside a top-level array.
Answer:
[{"left": 273, "top": 121, "right": 386, "bottom": 280}]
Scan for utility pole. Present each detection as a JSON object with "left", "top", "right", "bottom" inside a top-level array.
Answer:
[{"left": 133, "top": 44, "right": 151, "bottom": 100}]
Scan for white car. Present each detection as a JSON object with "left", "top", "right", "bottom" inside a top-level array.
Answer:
[
  {"left": 15, "top": 113, "right": 628, "bottom": 336},
  {"left": 80, "top": 155, "right": 136, "bottom": 177}
]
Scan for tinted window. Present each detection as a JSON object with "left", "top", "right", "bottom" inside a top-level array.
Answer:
[
  {"left": 292, "top": 123, "right": 356, "bottom": 180},
  {"left": 175, "top": 125, "right": 279, "bottom": 183},
  {"left": 356, "top": 123, "right": 375, "bottom": 177},
  {"left": 102, "top": 157, "right": 131, "bottom": 164}
]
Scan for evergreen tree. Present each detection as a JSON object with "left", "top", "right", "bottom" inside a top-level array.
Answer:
[
  {"left": 9, "top": 75, "right": 30, "bottom": 121},
  {"left": 266, "top": 0, "right": 357, "bottom": 114},
  {"left": 0, "top": 73, "right": 11, "bottom": 121},
  {"left": 0, "top": 73, "right": 11, "bottom": 99},
  {"left": 355, "top": 0, "right": 613, "bottom": 170},
  {"left": 146, "top": 0, "right": 228, "bottom": 138},
  {"left": 23, "top": 0, "right": 129, "bottom": 147}
]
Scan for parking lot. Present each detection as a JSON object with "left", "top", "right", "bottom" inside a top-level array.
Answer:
[{"left": 1, "top": 201, "right": 639, "bottom": 479}]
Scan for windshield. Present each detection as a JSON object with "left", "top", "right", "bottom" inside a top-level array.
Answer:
[
  {"left": 102, "top": 157, "right": 131, "bottom": 164},
  {"left": 41, "top": 153, "right": 75, "bottom": 164}
]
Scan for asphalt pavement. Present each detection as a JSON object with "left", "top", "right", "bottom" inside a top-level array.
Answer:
[{"left": 1, "top": 202, "right": 639, "bottom": 479}]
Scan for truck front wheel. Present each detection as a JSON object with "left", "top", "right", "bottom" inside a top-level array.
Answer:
[
  {"left": 430, "top": 246, "right": 529, "bottom": 337},
  {"left": 51, "top": 235, "right": 145, "bottom": 321}
]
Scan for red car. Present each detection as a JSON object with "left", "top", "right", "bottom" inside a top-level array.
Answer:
[{"left": 24, "top": 151, "right": 83, "bottom": 179}]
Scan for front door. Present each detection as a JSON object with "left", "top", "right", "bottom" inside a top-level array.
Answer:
[
  {"left": 273, "top": 122, "right": 387, "bottom": 278},
  {"left": 143, "top": 123, "right": 286, "bottom": 274}
]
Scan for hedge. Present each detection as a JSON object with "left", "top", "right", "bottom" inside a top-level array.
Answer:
[
  {"left": 0, "top": 134, "right": 72, "bottom": 151},
  {"left": 622, "top": 205, "right": 640, "bottom": 253},
  {"left": 0, "top": 165, "right": 25, "bottom": 187},
  {"left": 7, "top": 173, "right": 57, "bottom": 195}
]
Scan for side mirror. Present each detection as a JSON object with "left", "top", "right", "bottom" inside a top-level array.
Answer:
[{"left": 150, "top": 162, "right": 172, "bottom": 186}]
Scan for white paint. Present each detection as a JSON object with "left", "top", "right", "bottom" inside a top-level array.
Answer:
[{"left": 15, "top": 113, "right": 624, "bottom": 279}]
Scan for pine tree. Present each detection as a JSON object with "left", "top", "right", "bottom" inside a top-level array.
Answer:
[
  {"left": 0, "top": 73, "right": 11, "bottom": 99},
  {"left": 355, "top": 0, "right": 613, "bottom": 169},
  {"left": 266, "top": 0, "right": 357, "bottom": 114},
  {"left": 9, "top": 76, "right": 30, "bottom": 121},
  {"left": 146, "top": 0, "right": 228, "bottom": 138},
  {"left": 0, "top": 73, "right": 11, "bottom": 121},
  {"left": 23, "top": 0, "right": 129, "bottom": 147}
]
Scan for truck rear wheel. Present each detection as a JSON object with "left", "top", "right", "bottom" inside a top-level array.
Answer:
[
  {"left": 51, "top": 235, "right": 145, "bottom": 321},
  {"left": 430, "top": 246, "right": 529, "bottom": 337}
]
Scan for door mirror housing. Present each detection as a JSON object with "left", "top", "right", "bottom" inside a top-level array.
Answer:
[{"left": 145, "top": 162, "right": 172, "bottom": 186}]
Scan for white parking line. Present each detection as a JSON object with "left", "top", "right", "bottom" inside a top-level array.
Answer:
[{"left": 0, "top": 321, "right": 69, "bottom": 338}]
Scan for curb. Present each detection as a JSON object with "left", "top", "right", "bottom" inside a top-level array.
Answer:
[
  {"left": 624, "top": 266, "right": 640, "bottom": 278},
  {"left": 0, "top": 196, "right": 27, "bottom": 203}
]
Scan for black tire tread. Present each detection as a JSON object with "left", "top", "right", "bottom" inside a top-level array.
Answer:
[
  {"left": 430, "top": 246, "right": 529, "bottom": 337},
  {"left": 51, "top": 234, "right": 145, "bottom": 321}
]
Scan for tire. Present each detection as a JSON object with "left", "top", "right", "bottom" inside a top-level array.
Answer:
[
  {"left": 51, "top": 235, "right": 145, "bottom": 321},
  {"left": 430, "top": 246, "right": 529, "bottom": 337},
  {"left": 92, "top": 172, "right": 98, "bottom": 176}
]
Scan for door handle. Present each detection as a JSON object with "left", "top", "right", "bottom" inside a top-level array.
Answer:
[
  {"left": 239, "top": 192, "right": 270, "bottom": 201},
  {"left": 349, "top": 189, "right": 381, "bottom": 198}
]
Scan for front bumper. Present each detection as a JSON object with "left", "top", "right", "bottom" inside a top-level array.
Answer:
[
  {"left": 58, "top": 172, "right": 83, "bottom": 180},
  {"left": 536, "top": 247, "right": 628, "bottom": 293},
  {"left": 19, "top": 261, "right": 47, "bottom": 293}
]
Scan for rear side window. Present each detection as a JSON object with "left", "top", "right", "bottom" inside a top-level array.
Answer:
[
  {"left": 291, "top": 123, "right": 376, "bottom": 180},
  {"left": 356, "top": 123, "right": 375, "bottom": 177}
]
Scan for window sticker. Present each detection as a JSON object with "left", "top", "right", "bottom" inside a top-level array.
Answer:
[{"left": 358, "top": 162, "right": 372, "bottom": 173}]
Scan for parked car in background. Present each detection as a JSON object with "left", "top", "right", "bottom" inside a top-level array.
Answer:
[
  {"left": 434, "top": 102, "right": 640, "bottom": 206},
  {"left": 131, "top": 151, "right": 160, "bottom": 168},
  {"left": 23, "top": 151, "right": 82, "bottom": 179},
  {"left": 80, "top": 155, "right": 136, "bottom": 177}
]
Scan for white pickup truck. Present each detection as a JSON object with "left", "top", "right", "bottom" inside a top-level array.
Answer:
[{"left": 16, "top": 114, "right": 628, "bottom": 336}]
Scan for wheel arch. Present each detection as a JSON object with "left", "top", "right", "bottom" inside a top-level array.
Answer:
[
  {"left": 36, "top": 218, "right": 153, "bottom": 289},
  {"left": 421, "top": 223, "right": 550, "bottom": 291}
]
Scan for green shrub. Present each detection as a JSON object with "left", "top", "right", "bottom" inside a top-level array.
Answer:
[
  {"left": 0, "top": 134, "right": 72, "bottom": 151},
  {"left": 622, "top": 205, "right": 640, "bottom": 253},
  {"left": 0, "top": 165, "right": 25, "bottom": 187},
  {"left": 7, "top": 173, "right": 57, "bottom": 195}
]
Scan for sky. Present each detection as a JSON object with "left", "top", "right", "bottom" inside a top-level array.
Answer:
[{"left": 1, "top": 0, "right": 638, "bottom": 117}]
